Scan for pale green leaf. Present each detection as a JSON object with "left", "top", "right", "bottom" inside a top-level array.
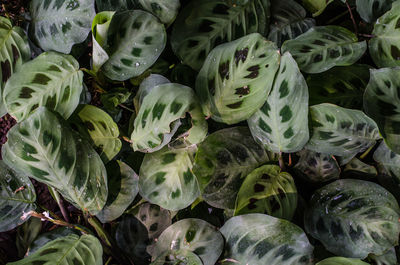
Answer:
[{"left": 316, "top": 257, "right": 369, "bottom": 265}]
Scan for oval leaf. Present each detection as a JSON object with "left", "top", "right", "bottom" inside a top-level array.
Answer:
[
  {"left": 139, "top": 146, "right": 200, "bottom": 211},
  {"left": 193, "top": 127, "right": 278, "bottom": 209},
  {"left": 356, "top": 0, "right": 395, "bottom": 23},
  {"left": 2, "top": 107, "right": 108, "bottom": 214},
  {"left": 196, "top": 33, "right": 280, "bottom": 125},
  {"left": 153, "top": 218, "right": 224, "bottom": 265},
  {"left": 171, "top": 0, "right": 270, "bottom": 70},
  {"left": 29, "top": 0, "right": 95, "bottom": 54},
  {"left": 281, "top": 26, "right": 367, "bottom": 73},
  {"left": 364, "top": 68, "right": 400, "bottom": 154},
  {"left": 248, "top": 52, "right": 309, "bottom": 153},
  {"left": 28, "top": 227, "right": 79, "bottom": 255},
  {"left": 220, "top": 214, "right": 314, "bottom": 265},
  {"left": 235, "top": 165, "right": 297, "bottom": 220},
  {"left": 101, "top": 10, "right": 166, "bottom": 81},
  {"left": 316, "top": 257, "right": 369, "bottom": 265},
  {"left": 0, "top": 161, "right": 36, "bottom": 232},
  {"left": 4, "top": 51, "right": 83, "bottom": 122},
  {"left": 306, "top": 103, "right": 380, "bottom": 156},
  {"left": 369, "top": 247, "right": 398, "bottom": 265},
  {"left": 305, "top": 179, "right": 400, "bottom": 258},
  {"left": 151, "top": 250, "right": 203, "bottom": 265},
  {"left": 9, "top": 234, "right": 103, "bottom": 265}
]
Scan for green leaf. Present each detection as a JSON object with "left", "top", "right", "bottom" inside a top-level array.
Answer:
[
  {"left": 96, "top": 161, "right": 139, "bottom": 223},
  {"left": 364, "top": 68, "right": 400, "bottom": 154},
  {"left": 302, "top": 0, "right": 333, "bottom": 16},
  {"left": 193, "top": 127, "right": 278, "bottom": 209},
  {"left": 306, "top": 103, "right": 381, "bottom": 156},
  {"left": 196, "top": 33, "right": 280, "bottom": 125},
  {"left": 171, "top": 0, "right": 270, "bottom": 71},
  {"left": 281, "top": 26, "right": 367, "bottom": 74},
  {"left": 101, "top": 10, "right": 166, "bottom": 81},
  {"left": 356, "top": 0, "right": 396, "bottom": 23},
  {"left": 369, "top": 247, "right": 398, "bottom": 265},
  {"left": 0, "top": 17, "right": 30, "bottom": 117},
  {"left": 134, "top": 74, "right": 170, "bottom": 113},
  {"left": 316, "top": 257, "right": 369, "bottom": 265},
  {"left": 220, "top": 214, "right": 314, "bottom": 264},
  {"left": 69, "top": 104, "right": 121, "bottom": 163},
  {"left": 307, "top": 65, "right": 371, "bottom": 109},
  {"left": 101, "top": 87, "right": 131, "bottom": 111},
  {"left": 16, "top": 218, "right": 42, "bottom": 257},
  {"left": 28, "top": 227, "right": 80, "bottom": 255},
  {"left": 2, "top": 107, "right": 107, "bottom": 214},
  {"left": 234, "top": 165, "right": 297, "bottom": 220},
  {"left": 153, "top": 218, "right": 224, "bottom": 265},
  {"left": 91, "top": 11, "right": 115, "bottom": 72},
  {"left": 267, "top": 0, "right": 315, "bottom": 47},
  {"left": 96, "top": 0, "right": 180, "bottom": 25},
  {"left": 369, "top": 1, "right": 400, "bottom": 67},
  {"left": 248, "top": 52, "right": 309, "bottom": 153},
  {"left": 151, "top": 250, "right": 203, "bottom": 265},
  {"left": 3, "top": 51, "right": 83, "bottom": 122},
  {"left": 131, "top": 83, "right": 207, "bottom": 152},
  {"left": 9, "top": 234, "right": 103, "bottom": 265},
  {"left": 29, "top": 0, "right": 95, "bottom": 54},
  {"left": 294, "top": 149, "right": 340, "bottom": 183},
  {"left": 139, "top": 146, "right": 200, "bottom": 211},
  {"left": 344, "top": 157, "right": 377, "bottom": 176},
  {"left": 304, "top": 179, "right": 400, "bottom": 258},
  {"left": 0, "top": 161, "right": 36, "bottom": 232}
]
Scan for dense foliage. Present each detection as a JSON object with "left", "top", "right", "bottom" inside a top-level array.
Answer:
[{"left": 1, "top": 0, "right": 400, "bottom": 264}]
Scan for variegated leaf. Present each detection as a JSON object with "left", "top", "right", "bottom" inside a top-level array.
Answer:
[
  {"left": 96, "top": 0, "right": 180, "bottom": 25},
  {"left": 369, "top": 2, "right": 400, "bottom": 67},
  {"left": 316, "top": 257, "right": 369, "bottom": 265},
  {"left": 134, "top": 74, "right": 170, "bottom": 113},
  {"left": 101, "top": 10, "right": 166, "bottom": 81},
  {"left": 3, "top": 52, "right": 83, "bottom": 122},
  {"left": 153, "top": 219, "right": 224, "bottom": 265},
  {"left": 131, "top": 83, "right": 207, "bottom": 152},
  {"left": 0, "top": 17, "right": 30, "bottom": 117},
  {"left": 369, "top": 247, "right": 398, "bottom": 265},
  {"left": 294, "top": 149, "right": 340, "bottom": 183},
  {"left": 97, "top": 161, "right": 138, "bottom": 223},
  {"left": 281, "top": 26, "right": 367, "bottom": 73},
  {"left": 248, "top": 52, "right": 309, "bottom": 153},
  {"left": 267, "top": 0, "right": 315, "bottom": 47},
  {"left": 171, "top": 0, "right": 270, "bottom": 71},
  {"left": 306, "top": 103, "right": 381, "bottom": 156},
  {"left": 139, "top": 146, "right": 200, "bottom": 211},
  {"left": 193, "top": 127, "right": 278, "bottom": 209},
  {"left": 220, "top": 214, "right": 314, "bottom": 265},
  {"left": 344, "top": 157, "right": 377, "bottom": 176},
  {"left": 364, "top": 68, "right": 400, "bottom": 154},
  {"left": 151, "top": 250, "right": 203, "bottom": 265},
  {"left": 69, "top": 104, "right": 121, "bottom": 163},
  {"left": 9, "top": 234, "right": 103, "bottom": 265},
  {"left": 196, "top": 33, "right": 280, "bottom": 125},
  {"left": 302, "top": 0, "right": 333, "bottom": 16},
  {"left": 0, "top": 161, "right": 36, "bottom": 232},
  {"left": 91, "top": 11, "right": 114, "bottom": 72},
  {"left": 356, "top": 0, "right": 396, "bottom": 23},
  {"left": 29, "top": 0, "right": 95, "bottom": 54},
  {"left": 305, "top": 179, "right": 400, "bottom": 258},
  {"left": 234, "top": 165, "right": 297, "bottom": 220},
  {"left": 2, "top": 108, "right": 107, "bottom": 214},
  {"left": 307, "top": 65, "right": 370, "bottom": 109}
]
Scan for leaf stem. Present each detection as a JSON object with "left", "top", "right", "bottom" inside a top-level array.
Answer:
[
  {"left": 346, "top": 0, "right": 358, "bottom": 35},
  {"left": 119, "top": 104, "right": 135, "bottom": 113},
  {"left": 48, "top": 186, "right": 70, "bottom": 222},
  {"left": 279, "top": 152, "right": 286, "bottom": 171},
  {"left": 87, "top": 216, "right": 112, "bottom": 247},
  {"left": 360, "top": 144, "right": 375, "bottom": 160}
]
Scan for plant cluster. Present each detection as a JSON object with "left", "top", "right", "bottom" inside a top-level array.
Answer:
[{"left": 1, "top": 0, "right": 400, "bottom": 264}]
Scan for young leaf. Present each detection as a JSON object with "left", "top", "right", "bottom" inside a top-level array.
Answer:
[
  {"left": 3, "top": 52, "right": 83, "bottom": 122},
  {"left": 302, "top": 0, "right": 333, "bottom": 16},
  {"left": 9, "top": 234, "right": 103, "bottom": 265},
  {"left": 234, "top": 165, "right": 298, "bottom": 220},
  {"left": 196, "top": 33, "right": 280, "bottom": 125},
  {"left": 0, "top": 161, "right": 36, "bottom": 232},
  {"left": 369, "top": 1, "right": 400, "bottom": 67},
  {"left": 96, "top": 161, "right": 139, "bottom": 223},
  {"left": 2, "top": 107, "right": 108, "bottom": 215},
  {"left": 101, "top": 10, "right": 166, "bottom": 81},
  {"left": 356, "top": 0, "right": 395, "bottom": 23},
  {"left": 248, "top": 52, "right": 309, "bottom": 153},
  {"left": 364, "top": 68, "right": 400, "bottom": 154},
  {"left": 91, "top": 11, "right": 114, "bottom": 72},
  {"left": 305, "top": 179, "right": 400, "bottom": 258},
  {"left": 316, "top": 257, "right": 369, "bottom": 265},
  {"left": 220, "top": 214, "right": 314, "bottom": 264},
  {"left": 306, "top": 103, "right": 381, "bottom": 156},
  {"left": 267, "top": 0, "right": 315, "bottom": 47},
  {"left": 29, "top": 0, "right": 95, "bottom": 54},
  {"left": 153, "top": 218, "right": 224, "bottom": 265},
  {"left": 171, "top": 0, "right": 270, "bottom": 70},
  {"left": 281, "top": 26, "right": 367, "bottom": 73},
  {"left": 139, "top": 146, "right": 200, "bottom": 211},
  {"left": 69, "top": 104, "right": 121, "bottom": 163},
  {"left": 0, "top": 17, "right": 30, "bottom": 117},
  {"left": 193, "top": 127, "right": 278, "bottom": 209}
]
